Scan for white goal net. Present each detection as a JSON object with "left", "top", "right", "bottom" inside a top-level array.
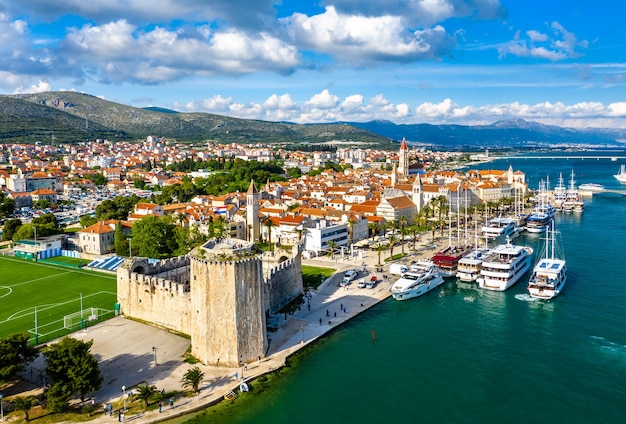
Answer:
[{"left": 63, "top": 307, "right": 99, "bottom": 330}]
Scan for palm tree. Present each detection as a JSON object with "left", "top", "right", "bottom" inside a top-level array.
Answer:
[
  {"left": 398, "top": 216, "right": 408, "bottom": 254},
  {"left": 181, "top": 366, "right": 205, "bottom": 394},
  {"left": 387, "top": 234, "right": 399, "bottom": 259},
  {"left": 327, "top": 240, "right": 337, "bottom": 259},
  {"left": 135, "top": 382, "right": 158, "bottom": 407},
  {"left": 376, "top": 243, "right": 388, "bottom": 266},
  {"left": 13, "top": 396, "right": 36, "bottom": 422},
  {"left": 263, "top": 218, "right": 276, "bottom": 252},
  {"left": 347, "top": 218, "right": 356, "bottom": 247},
  {"left": 431, "top": 195, "right": 449, "bottom": 236},
  {"left": 368, "top": 222, "right": 378, "bottom": 241}
]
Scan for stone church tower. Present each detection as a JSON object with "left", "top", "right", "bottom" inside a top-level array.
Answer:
[
  {"left": 412, "top": 175, "right": 424, "bottom": 211},
  {"left": 247, "top": 180, "right": 260, "bottom": 242},
  {"left": 398, "top": 137, "right": 409, "bottom": 177}
]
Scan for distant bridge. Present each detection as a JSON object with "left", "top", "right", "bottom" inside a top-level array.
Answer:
[{"left": 495, "top": 156, "right": 626, "bottom": 161}]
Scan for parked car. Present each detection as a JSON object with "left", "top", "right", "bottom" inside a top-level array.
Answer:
[
  {"left": 357, "top": 279, "right": 366, "bottom": 288},
  {"left": 341, "top": 269, "right": 359, "bottom": 286},
  {"left": 366, "top": 276, "right": 378, "bottom": 289}
]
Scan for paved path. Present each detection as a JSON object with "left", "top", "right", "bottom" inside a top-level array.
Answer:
[{"left": 16, "top": 239, "right": 449, "bottom": 424}]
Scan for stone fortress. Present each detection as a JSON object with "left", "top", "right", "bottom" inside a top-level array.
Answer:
[{"left": 116, "top": 237, "right": 304, "bottom": 367}]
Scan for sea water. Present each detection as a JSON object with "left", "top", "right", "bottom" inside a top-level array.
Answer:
[{"left": 187, "top": 151, "right": 626, "bottom": 424}]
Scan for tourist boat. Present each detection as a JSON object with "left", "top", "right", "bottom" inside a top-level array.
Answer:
[
  {"left": 431, "top": 245, "right": 469, "bottom": 278},
  {"left": 456, "top": 247, "right": 492, "bottom": 282},
  {"left": 527, "top": 220, "right": 567, "bottom": 300},
  {"left": 578, "top": 183, "right": 605, "bottom": 192},
  {"left": 477, "top": 237, "right": 534, "bottom": 291},
  {"left": 614, "top": 164, "right": 626, "bottom": 183},
  {"left": 390, "top": 269, "right": 445, "bottom": 301},
  {"left": 552, "top": 172, "right": 567, "bottom": 209},
  {"left": 562, "top": 170, "right": 584, "bottom": 213},
  {"left": 481, "top": 217, "right": 522, "bottom": 241}
]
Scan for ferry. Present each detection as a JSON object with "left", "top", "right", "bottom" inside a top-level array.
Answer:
[
  {"left": 456, "top": 247, "right": 492, "bottom": 282},
  {"left": 527, "top": 221, "right": 567, "bottom": 300},
  {"left": 477, "top": 237, "right": 534, "bottom": 291},
  {"left": 578, "top": 183, "right": 605, "bottom": 192},
  {"left": 526, "top": 204, "right": 555, "bottom": 233},
  {"left": 614, "top": 164, "right": 626, "bottom": 184},
  {"left": 481, "top": 217, "right": 522, "bottom": 241},
  {"left": 390, "top": 269, "right": 445, "bottom": 301},
  {"left": 431, "top": 245, "right": 469, "bottom": 278}
]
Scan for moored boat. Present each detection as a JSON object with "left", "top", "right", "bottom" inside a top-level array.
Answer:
[
  {"left": 456, "top": 247, "right": 492, "bottom": 282},
  {"left": 527, "top": 220, "right": 567, "bottom": 300},
  {"left": 578, "top": 183, "right": 605, "bottom": 192},
  {"left": 431, "top": 245, "right": 469, "bottom": 278},
  {"left": 481, "top": 217, "right": 522, "bottom": 241},
  {"left": 477, "top": 237, "right": 533, "bottom": 291},
  {"left": 390, "top": 269, "right": 445, "bottom": 301},
  {"left": 614, "top": 164, "right": 626, "bottom": 183}
]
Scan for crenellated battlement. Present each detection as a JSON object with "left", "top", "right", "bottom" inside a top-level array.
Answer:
[{"left": 117, "top": 236, "right": 302, "bottom": 367}]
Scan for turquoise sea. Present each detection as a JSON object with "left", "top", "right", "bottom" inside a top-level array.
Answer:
[{"left": 190, "top": 151, "right": 626, "bottom": 424}]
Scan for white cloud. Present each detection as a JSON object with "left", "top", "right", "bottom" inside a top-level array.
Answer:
[
  {"left": 12, "top": 80, "right": 52, "bottom": 94},
  {"left": 498, "top": 22, "right": 587, "bottom": 61},
  {"left": 326, "top": 0, "right": 505, "bottom": 27},
  {"left": 60, "top": 21, "right": 300, "bottom": 83},
  {"left": 284, "top": 6, "right": 455, "bottom": 64},
  {"left": 305, "top": 89, "right": 340, "bottom": 109}
]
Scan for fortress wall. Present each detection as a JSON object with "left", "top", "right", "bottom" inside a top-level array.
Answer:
[
  {"left": 117, "top": 258, "right": 192, "bottom": 334},
  {"left": 264, "top": 252, "right": 303, "bottom": 313},
  {"left": 190, "top": 256, "right": 267, "bottom": 367}
]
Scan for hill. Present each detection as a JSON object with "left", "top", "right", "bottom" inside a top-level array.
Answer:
[
  {"left": 346, "top": 119, "right": 626, "bottom": 149},
  {"left": 1, "top": 92, "right": 393, "bottom": 147}
]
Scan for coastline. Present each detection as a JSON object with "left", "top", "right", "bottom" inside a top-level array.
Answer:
[{"left": 42, "top": 238, "right": 449, "bottom": 424}]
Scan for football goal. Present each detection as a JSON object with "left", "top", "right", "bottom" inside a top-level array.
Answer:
[{"left": 63, "top": 307, "right": 106, "bottom": 330}]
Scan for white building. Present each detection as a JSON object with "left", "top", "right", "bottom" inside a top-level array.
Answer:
[{"left": 304, "top": 220, "right": 349, "bottom": 256}]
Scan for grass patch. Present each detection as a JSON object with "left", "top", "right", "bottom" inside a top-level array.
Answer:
[
  {"left": 384, "top": 253, "right": 407, "bottom": 262},
  {"left": 0, "top": 255, "right": 117, "bottom": 344},
  {"left": 301, "top": 265, "right": 335, "bottom": 291}
]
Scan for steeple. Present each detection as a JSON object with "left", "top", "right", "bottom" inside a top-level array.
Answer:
[
  {"left": 247, "top": 179, "right": 260, "bottom": 241},
  {"left": 391, "top": 163, "right": 397, "bottom": 188},
  {"left": 398, "top": 137, "right": 409, "bottom": 177}
]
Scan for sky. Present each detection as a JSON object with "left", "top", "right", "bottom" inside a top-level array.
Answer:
[{"left": 2, "top": 0, "right": 626, "bottom": 129}]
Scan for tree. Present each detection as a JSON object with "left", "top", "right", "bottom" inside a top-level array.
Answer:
[
  {"left": 114, "top": 222, "right": 128, "bottom": 255},
  {"left": 327, "top": 240, "right": 337, "bottom": 259},
  {"left": 135, "top": 382, "right": 158, "bottom": 407},
  {"left": 0, "top": 333, "right": 38, "bottom": 384},
  {"left": 131, "top": 216, "right": 178, "bottom": 258},
  {"left": 387, "top": 234, "right": 399, "bottom": 259},
  {"left": 376, "top": 243, "right": 388, "bottom": 266},
  {"left": 43, "top": 337, "right": 103, "bottom": 411},
  {"left": 80, "top": 214, "right": 98, "bottom": 228},
  {"left": 181, "top": 366, "right": 205, "bottom": 394},
  {"left": 2, "top": 218, "right": 22, "bottom": 241},
  {"left": 13, "top": 396, "right": 36, "bottom": 422},
  {"left": 263, "top": 218, "right": 276, "bottom": 252}
]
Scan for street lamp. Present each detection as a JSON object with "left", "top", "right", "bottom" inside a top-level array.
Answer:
[
  {"left": 152, "top": 346, "right": 157, "bottom": 366},
  {"left": 122, "top": 386, "right": 126, "bottom": 412}
]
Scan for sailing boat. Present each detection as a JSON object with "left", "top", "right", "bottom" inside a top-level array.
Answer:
[
  {"left": 614, "top": 164, "right": 626, "bottom": 183},
  {"left": 527, "top": 219, "right": 567, "bottom": 300}
]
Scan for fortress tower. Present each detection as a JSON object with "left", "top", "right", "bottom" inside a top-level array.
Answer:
[
  {"left": 247, "top": 180, "right": 260, "bottom": 242},
  {"left": 190, "top": 240, "right": 267, "bottom": 367}
]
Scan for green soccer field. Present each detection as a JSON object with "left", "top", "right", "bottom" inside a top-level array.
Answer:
[{"left": 0, "top": 255, "right": 118, "bottom": 344}]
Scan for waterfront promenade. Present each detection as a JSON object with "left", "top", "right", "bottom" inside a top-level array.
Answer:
[{"left": 17, "top": 239, "right": 447, "bottom": 424}]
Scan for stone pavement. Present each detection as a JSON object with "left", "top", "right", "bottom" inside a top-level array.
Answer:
[{"left": 23, "top": 238, "right": 448, "bottom": 424}]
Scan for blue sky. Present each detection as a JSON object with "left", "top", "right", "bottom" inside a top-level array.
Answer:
[{"left": 2, "top": 0, "right": 626, "bottom": 128}]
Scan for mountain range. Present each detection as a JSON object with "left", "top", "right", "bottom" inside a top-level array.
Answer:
[{"left": 1, "top": 91, "right": 625, "bottom": 149}]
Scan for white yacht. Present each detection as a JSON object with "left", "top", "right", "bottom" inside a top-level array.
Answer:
[
  {"left": 391, "top": 269, "right": 445, "bottom": 301},
  {"left": 481, "top": 217, "right": 522, "bottom": 241},
  {"left": 527, "top": 220, "right": 567, "bottom": 300},
  {"left": 477, "top": 237, "right": 534, "bottom": 291},
  {"left": 614, "top": 164, "right": 626, "bottom": 183},
  {"left": 456, "top": 247, "right": 492, "bottom": 282}
]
